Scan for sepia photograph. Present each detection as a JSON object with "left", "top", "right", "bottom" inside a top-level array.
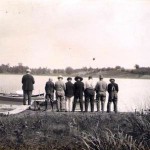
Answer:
[{"left": 0, "top": 0, "right": 150, "bottom": 149}]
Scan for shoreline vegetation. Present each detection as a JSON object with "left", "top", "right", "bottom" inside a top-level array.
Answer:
[
  {"left": 0, "top": 111, "right": 149, "bottom": 150},
  {"left": 0, "top": 64, "right": 150, "bottom": 79}
]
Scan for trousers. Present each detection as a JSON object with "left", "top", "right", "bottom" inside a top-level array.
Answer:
[
  {"left": 65, "top": 96, "right": 74, "bottom": 111},
  {"left": 45, "top": 93, "right": 54, "bottom": 110},
  {"left": 107, "top": 92, "right": 118, "bottom": 113},
  {"left": 72, "top": 95, "right": 83, "bottom": 112},
  {"left": 23, "top": 90, "right": 32, "bottom": 105},
  {"left": 96, "top": 92, "right": 106, "bottom": 112},
  {"left": 85, "top": 89, "right": 95, "bottom": 112}
]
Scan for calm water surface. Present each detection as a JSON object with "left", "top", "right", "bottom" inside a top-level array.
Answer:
[{"left": 0, "top": 74, "right": 150, "bottom": 112}]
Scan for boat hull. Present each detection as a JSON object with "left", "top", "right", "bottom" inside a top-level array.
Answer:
[{"left": 0, "top": 93, "right": 45, "bottom": 103}]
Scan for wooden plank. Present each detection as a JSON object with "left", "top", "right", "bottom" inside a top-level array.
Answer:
[{"left": 0, "top": 100, "right": 35, "bottom": 115}]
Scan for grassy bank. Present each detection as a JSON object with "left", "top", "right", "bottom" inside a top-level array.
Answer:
[{"left": 0, "top": 111, "right": 149, "bottom": 150}]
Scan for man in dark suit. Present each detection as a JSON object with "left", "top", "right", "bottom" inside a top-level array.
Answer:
[
  {"left": 107, "top": 78, "right": 119, "bottom": 113},
  {"left": 72, "top": 76, "right": 84, "bottom": 112},
  {"left": 65, "top": 77, "right": 74, "bottom": 112},
  {"left": 22, "top": 69, "right": 35, "bottom": 105},
  {"left": 45, "top": 78, "right": 55, "bottom": 111}
]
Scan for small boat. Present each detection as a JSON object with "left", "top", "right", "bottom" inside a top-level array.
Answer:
[
  {"left": 0, "top": 93, "right": 45, "bottom": 115},
  {"left": 0, "top": 93, "right": 45, "bottom": 103}
]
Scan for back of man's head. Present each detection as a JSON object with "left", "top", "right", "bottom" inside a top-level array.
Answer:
[
  {"left": 88, "top": 76, "right": 92, "bottom": 80},
  {"left": 99, "top": 75, "right": 103, "bottom": 80}
]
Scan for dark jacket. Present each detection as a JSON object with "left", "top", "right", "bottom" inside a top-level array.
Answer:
[
  {"left": 22, "top": 74, "right": 35, "bottom": 91},
  {"left": 65, "top": 81, "right": 74, "bottom": 98},
  {"left": 107, "top": 83, "right": 119, "bottom": 93},
  {"left": 74, "top": 81, "right": 84, "bottom": 97},
  {"left": 45, "top": 81, "right": 55, "bottom": 94}
]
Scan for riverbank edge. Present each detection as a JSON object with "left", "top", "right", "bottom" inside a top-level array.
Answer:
[
  {"left": 0, "top": 72, "right": 150, "bottom": 79},
  {"left": 0, "top": 110, "right": 149, "bottom": 150}
]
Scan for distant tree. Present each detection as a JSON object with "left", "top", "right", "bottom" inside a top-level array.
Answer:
[
  {"left": 82, "top": 67, "right": 88, "bottom": 71},
  {"left": 115, "top": 66, "right": 121, "bottom": 70},
  {"left": 65, "top": 67, "right": 74, "bottom": 74},
  {"left": 134, "top": 64, "right": 140, "bottom": 69}
]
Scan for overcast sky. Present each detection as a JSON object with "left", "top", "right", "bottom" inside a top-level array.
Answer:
[{"left": 0, "top": 0, "right": 150, "bottom": 69}]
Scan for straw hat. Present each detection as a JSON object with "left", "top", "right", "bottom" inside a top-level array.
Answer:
[
  {"left": 26, "top": 68, "right": 31, "bottom": 73},
  {"left": 58, "top": 75, "right": 63, "bottom": 79}
]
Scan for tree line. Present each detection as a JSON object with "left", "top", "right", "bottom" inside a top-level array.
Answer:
[{"left": 0, "top": 63, "right": 150, "bottom": 76}]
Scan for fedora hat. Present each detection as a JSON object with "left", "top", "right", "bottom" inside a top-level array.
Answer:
[
  {"left": 75, "top": 76, "right": 83, "bottom": 81},
  {"left": 110, "top": 78, "right": 115, "bottom": 82},
  {"left": 99, "top": 74, "right": 103, "bottom": 79},
  {"left": 26, "top": 68, "right": 31, "bottom": 73},
  {"left": 67, "top": 77, "right": 72, "bottom": 81},
  {"left": 58, "top": 75, "right": 63, "bottom": 79}
]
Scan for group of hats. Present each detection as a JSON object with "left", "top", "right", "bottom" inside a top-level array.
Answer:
[
  {"left": 57, "top": 75, "right": 83, "bottom": 81},
  {"left": 28, "top": 71, "right": 114, "bottom": 81},
  {"left": 99, "top": 74, "right": 115, "bottom": 81},
  {"left": 58, "top": 75, "right": 72, "bottom": 81},
  {"left": 58, "top": 74, "right": 115, "bottom": 81}
]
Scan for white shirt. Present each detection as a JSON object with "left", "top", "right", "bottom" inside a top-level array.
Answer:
[{"left": 84, "top": 79, "right": 94, "bottom": 89}]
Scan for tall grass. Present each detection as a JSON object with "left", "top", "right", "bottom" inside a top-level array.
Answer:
[{"left": 0, "top": 112, "right": 149, "bottom": 150}]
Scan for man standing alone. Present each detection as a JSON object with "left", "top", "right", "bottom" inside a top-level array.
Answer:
[
  {"left": 22, "top": 69, "right": 35, "bottom": 105},
  {"left": 95, "top": 75, "right": 107, "bottom": 112}
]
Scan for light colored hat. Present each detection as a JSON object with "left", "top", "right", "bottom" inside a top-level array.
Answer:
[
  {"left": 26, "top": 68, "right": 31, "bottom": 73},
  {"left": 58, "top": 75, "right": 63, "bottom": 79}
]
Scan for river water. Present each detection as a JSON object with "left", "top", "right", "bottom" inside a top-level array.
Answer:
[{"left": 0, "top": 74, "right": 150, "bottom": 112}]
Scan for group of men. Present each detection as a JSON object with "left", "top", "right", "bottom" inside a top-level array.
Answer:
[{"left": 22, "top": 69, "right": 119, "bottom": 113}]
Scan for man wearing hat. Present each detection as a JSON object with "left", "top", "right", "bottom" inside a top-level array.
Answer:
[
  {"left": 45, "top": 78, "right": 55, "bottom": 111},
  {"left": 72, "top": 76, "right": 84, "bottom": 112},
  {"left": 84, "top": 76, "right": 95, "bottom": 112},
  {"left": 95, "top": 75, "right": 107, "bottom": 112},
  {"left": 55, "top": 75, "right": 66, "bottom": 112},
  {"left": 107, "top": 78, "right": 119, "bottom": 113},
  {"left": 22, "top": 68, "right": 35, "bottom": 106},
  {"left": 65, "top": 77, "right": 74, "bottom": 112}
]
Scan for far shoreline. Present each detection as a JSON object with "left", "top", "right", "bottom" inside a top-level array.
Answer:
[{"left": 0, "top": 73, "right": 150, "bottom": 80}]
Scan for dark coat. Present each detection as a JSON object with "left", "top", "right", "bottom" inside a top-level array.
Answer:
[
  {"left": 74, "top": 81, "right": 84, "bottom": 97},
  {"left": 45, "top": 81, "right": 55, "bottom": 94},
  {"left": 65, "top": 81, "right": 74, "bottom": 98},
  {"left": 22, "top": 74, "right": 35, "bottom": 91},
  {"left": 107, "top": 83, "right": 119, "bottom": 93}
]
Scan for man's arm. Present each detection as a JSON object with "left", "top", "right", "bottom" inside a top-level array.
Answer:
[
  {"left": 32, "top": 76, "right": 35, "bottom": 84},
  {"left": 116, "top": 84, "right": 119, "bottom": 92}
]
